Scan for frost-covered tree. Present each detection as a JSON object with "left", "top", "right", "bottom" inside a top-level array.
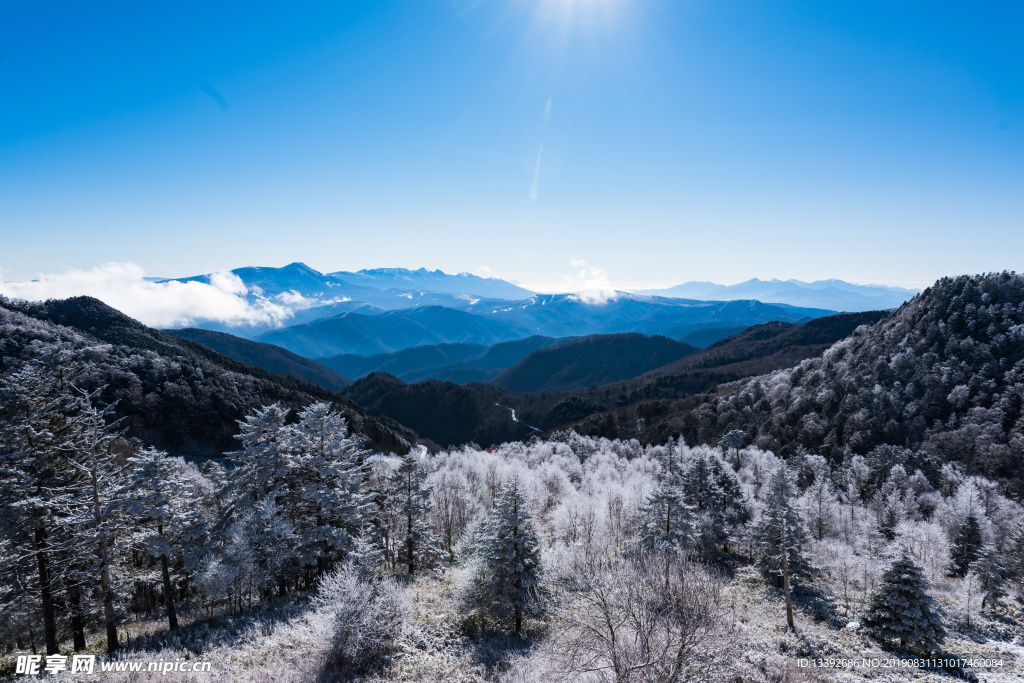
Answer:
[
  {"left": 223, "top": 499, "right": 296, "bottom": 602},
  {"left": 389, "top": 449, "right": 439, "bottom": 575},
  {"left": 719, "top": 430, "right": 746, "bottom": 469},
  {"left": 226, "top": 403, "right": 294, "bottom": 508},
  {"left": 473, "top": 477, "right": 543, "bottom": 633},
  {"left": 804, "top": 470, "right": 839, "bottom": 541},
  {"left": 123, "top": 447, "right": 208, "bottom": 631},
  {"left": 970, "top": 546, "right": 1007, "bottom": 609},
  {"left": 753, "top": 466, "right": 813, "bottom": 589},
  {"left": 289, "top": 402, "right": 371, "bottom": 572},
  {"left": 52, "top": 387, "right": 126, "bottom": 654},
  {"left": 0, "top": 359, "right": 78, "bottom": 655},
  {"left": 948, "top": 511, "right": 984, "bottom": 577},
  {"left": 682, "top": 453, "right": 749, "bottom": 561},
  {"left": 877, "top": 504, "right": 900, "bottom": 542},
  {"left": 637, "top": 443, "right": 694, "bottom": 555},
  {"left": 863, "top": 553, "right": 945, "bottom": 652}
]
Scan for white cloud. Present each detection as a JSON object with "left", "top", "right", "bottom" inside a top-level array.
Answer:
[
  {"left": 563, "top": 259, "right": 618, "bottom": 305},
  {"left": 0, "top": 262, "right": 294, "bottom": 328}
]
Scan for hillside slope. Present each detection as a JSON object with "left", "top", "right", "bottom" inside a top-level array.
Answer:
[
  {"left": 0, "top": 296, "right": 415, "bottom": 455},
  {"left": 166, "top": 327, "right": 352, "bottom": 391},
  {"left": 492, "top": 334, "right": 699, "bottom": 393}
]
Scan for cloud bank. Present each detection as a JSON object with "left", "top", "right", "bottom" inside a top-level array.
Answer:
[{"left": 0, "top": 262, "right": 294, "bottom": 328}]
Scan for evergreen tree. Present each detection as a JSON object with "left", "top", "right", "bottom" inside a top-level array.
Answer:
[
  {"left": 0, "top": 359, "right": 80, "bottom": 655},
  {"left": 637, "top": 443, "right": 694, "bottom": 555},
  {"left": 124, "top": 447, "right": 206, "bottom": 631},
  {"left": 971, "top": 546, "right": 1007, "bottom": 609},
  {"left": 52, "top": 387, "right": 127, "bottom": 654},
  {"left": 289, "top": 402, "right": 371, "bottom": 572},
  {"left": 390, "top": 449, "right": 439, "bottom": 575},
  {"left": 720, "top": 430, "right": 746, "bottom": 469},
  {"left": 473, "top": 477, "right": 543, "bottom": 633},
  {"left": 948, "top": 511, "right": 984, "bottom": 577},
  {"left": 226, "top": 403, "right": 294, "bottom": 508},
  {"left": 753, "top": 466, "right": 813, "bottom": 588},
  {"left": 877, "top": 505, "right": 900, "bottom": 542},
  {"left": 863, "top": 553, "right": 945, "bottom": 651}
]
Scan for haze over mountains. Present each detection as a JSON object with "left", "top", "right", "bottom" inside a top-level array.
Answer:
[
  {"left": 636, "top": 278, "right": 917, "bottom": 311},
  {"left": 146, "top": 262, "right": 918, "bottom": 359}
]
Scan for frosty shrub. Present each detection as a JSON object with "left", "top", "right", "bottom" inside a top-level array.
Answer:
[
  {"left": 312, "top": 563, "right": 406, "bottom": 681},
  {"left": 552, "top": 552, "right": 725, "bottom": 682}
]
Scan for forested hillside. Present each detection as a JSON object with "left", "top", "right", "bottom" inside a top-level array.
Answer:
[
  {"left": 673, "top": 273, "right": 1024, "bottom": 488},
  {"left": 166, "top": 327, "right": 352, "bottom": 392},
  {"left": 0, "top": 296, "right": 415, "bottom": 456},
  {"left": 491, "top": 333, "right": 699, "bottom": 393}
]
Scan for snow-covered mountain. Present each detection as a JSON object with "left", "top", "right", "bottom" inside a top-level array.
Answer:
[{"left": 635, "top": 278, "right": 918, "bottom": 311}]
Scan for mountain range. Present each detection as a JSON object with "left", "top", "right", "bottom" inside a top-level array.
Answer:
[
  {"left": 157, "top": 264, "right": 918, "bottom": 355},
  {"left": 635, "top": 278, "right": 917, "bottom": 311},
  {"left": 252, "top": 295, "right": 830, "bottom": 357}
]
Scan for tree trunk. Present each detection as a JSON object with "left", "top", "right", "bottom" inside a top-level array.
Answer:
[
  {"left": 70, "top": 584, "right": 87, "bottom": 651},
  {"left": 90, "top": 460, "right": 118, "bottom": 653},
  {"left": 34, "top": 526, "right": 59, "bottom": 656},
  {"left": 782, "top": 518, "right": 794, "bottom": 630},
  {"left": 160, "top": 552, "right": 179, "bottom": 630}
]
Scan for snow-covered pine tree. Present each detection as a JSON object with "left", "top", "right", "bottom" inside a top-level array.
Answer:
[
  {"left": 349, "top": 525, "right": 386, "bottom": 582},
  {"left": 970, "top": 546, "right": 1007, "bottom": 609},
  {"left": 948, "top": 510, "right": 984, "bottom": 577},
  {"left": 720, "top": 430, "right": 746, "bottom": 469},
  {"left": 124, "top": 447, "right": 206, "bottom": 631},
  {"left": 637, "top": 440, "right": 694, "bottom": 555},
  {"left": 753, "top": 466, "right": 814, "bottom": 589},
  {"left": 289, "top": 402, "right": 372, "bottom": 574},
  {"left": 709, "top": 455, "right": 751, "bottom": 529},
  {"left": 804, "top": 469, "right": 839, "bottom": 541},
  {"left": 390, "top": 449, "right": 440, "bottom": 575},
  {"left": 474, "top": 477, "right": 543, "bottom": 633},
  {"left": 226, "top": 403, "right": 295, "bottom": 509},
  {"left": 877, "top": 504, "right": 900, "bottom": 542},
  {"left": 681, "top": 453, "right": 730, "bottom": 562},
  {"left": 0, "top": 358, "right": 81, "bottom": 655},
  {"left": 51, "top": 387, "right": 126, "bottom": 654},
  {"left": 863, "top": 553, "right": 945, "bottom": 651}
]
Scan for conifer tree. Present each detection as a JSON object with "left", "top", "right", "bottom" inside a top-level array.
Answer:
[
  {"left": 948, "top": 511, "right": 984, "bottom": 577},
  {"left": 0, "top": 359, "right": 80, "bottom": 655},
  {"left": 877, "top": 505, "right": 900, "bottom": 542},
  {"left": 863, "top": 553, "right": 945, "bottom": 651},
  {"left": 474, "top": 477, "right": 543, "bottom": 633},
  {"left": 53, "top": 387, "right": 126, "bottom": 654},
  {"left": 971, "top": 546, "right": 1007, "bottom": 609},
  {"left": 753, "top": 466, "right": 813, "bottom": 588},
  {"left": 720, "top": 430, "right": 746, "bottom": 469},
  {"left": 637, "top": 443, "right": 694, "bottom": 554},
  {"left": 289, "top": 402, "right": 371, "bottom": 572},
  {"left": 390, "top": 449, "right": 439, "bottom": 575},
  {"left": 124, "top": 447, "right": 206, "bottom": 631}
]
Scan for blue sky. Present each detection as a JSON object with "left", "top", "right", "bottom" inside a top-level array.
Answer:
[{"left": 1, "top": 0, "right": 1021, "bottom": 290}]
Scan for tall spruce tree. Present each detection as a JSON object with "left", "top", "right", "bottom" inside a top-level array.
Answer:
[
  {"left": 971, "top": 546, "right": 1007, "bottom": 609},
  {"left": 52, "top": 387, "right": 126, "bottom": 654},
  {"left": 289, "top": 402, "right": 371, "bottom": 573},
  {"left": 474, "top": 477, "right": 543, "bottom": 633},
  {"left": 863, "top": 553, "right": 945, "bottom": 651},
  {"left": 0, "top": 358, "right": 81, "bottom": 655},
  {"left": 948, "top": 511, "right": 984, "bottom": 577},
  {"left": 124, "top": 447, "right": 206, "bottom": 631},
  {"left": 753, "top": 466, "right": 813, "bottom": 588},
  {"left": 637, "top": 441, "right": 695, "bottom": 555},
  {"left": 390, "top": 449, "right": 439, "bottom": 575}
]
